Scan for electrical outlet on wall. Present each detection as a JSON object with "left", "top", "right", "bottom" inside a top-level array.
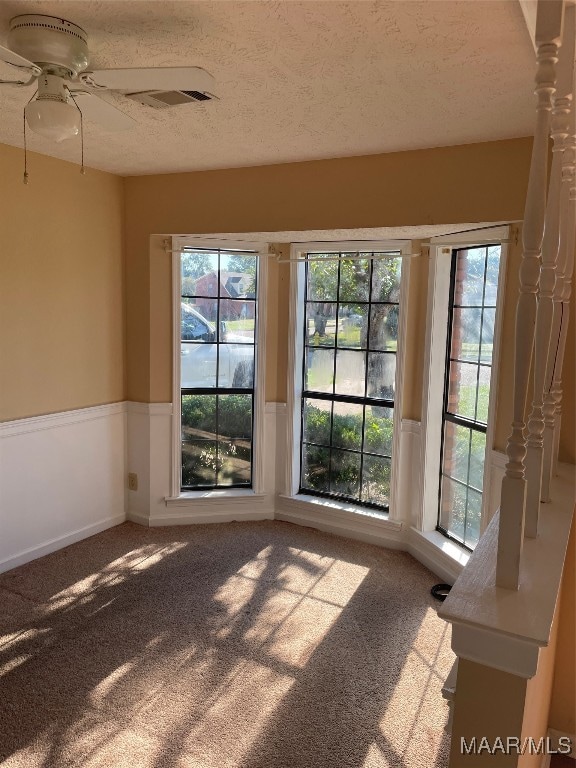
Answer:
[{"left": 128, "top": 473, "right": 138, "bottom": 491}]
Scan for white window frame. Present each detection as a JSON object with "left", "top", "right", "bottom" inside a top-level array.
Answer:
[
  {"left": 169, "top": 237, "right": 269, "bottom": 500},
  {"left": 418, "top": 226, "right": 509, "bottom": 540},
  {"left": 284, "top": 240, "right": 411, "bottom": 522}
]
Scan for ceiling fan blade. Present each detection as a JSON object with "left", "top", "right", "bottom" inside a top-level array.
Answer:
[
  {"left": 69, "top": 91, "right": 135, "bottom": 132},
  {"left": 80, "top": 66, "right": 215, "bottom": 94},
  {"left": 0, "top": 44, "right": 42, "bottom": 77}
]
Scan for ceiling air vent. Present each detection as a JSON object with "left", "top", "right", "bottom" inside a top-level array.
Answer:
[{"left": 125, "top": 89, "right": 217, "bottom": 109}]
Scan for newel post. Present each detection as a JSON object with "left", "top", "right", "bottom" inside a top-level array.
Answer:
[
  {"left": 525, "top": 4, "right": 574, "bottom": 535},
  {"left": 496, "top": 0, "right": 564, "bottom": 589}
]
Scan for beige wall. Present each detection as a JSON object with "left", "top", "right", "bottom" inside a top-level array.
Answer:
[
  {"left": 519, "top": 604, "right": 561, "bottom": 768},
  {"left": 450, "top": 659, "right": 528, "bottom": 767},
  {"left": 549, "top": 515, "right": 576, "bottom": 735},
  {"left": 124, "top": 137, "right": 534, "bottom": 404},
  {"left": 266, "top": 247, "right": 290, "bottom": 403},
  {"left": 0, "top": 143, "right": 125, "bottom": 421}
]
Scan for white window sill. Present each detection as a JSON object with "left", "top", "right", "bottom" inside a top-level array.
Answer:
[
  {"left": 278, "top": 492, "right": 403, "bottom": 532},
  {"left": 165, "top": 489, "right": 267, "bottom": 508},
  {"left": 412, "top": 528, "right": 471, "bottom": 568}
]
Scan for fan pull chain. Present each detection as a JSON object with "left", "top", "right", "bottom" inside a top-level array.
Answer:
[
  {"left": 22, "top": 89, "right": 37, "bottom": 185},
  {"left": 70, "top": 93, "right": 86, "bottom": 175},
  {"left": 23, "top": 113, "right": 28, "bottom": 185}
]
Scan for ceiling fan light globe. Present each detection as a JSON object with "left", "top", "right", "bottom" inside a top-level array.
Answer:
[{"left": 25, "top": 99, "right": 80, "bottom": 142}]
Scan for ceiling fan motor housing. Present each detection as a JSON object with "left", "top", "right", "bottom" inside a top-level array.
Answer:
[{"left": 8, "top": 15, "right": 89, "bottom": 77}]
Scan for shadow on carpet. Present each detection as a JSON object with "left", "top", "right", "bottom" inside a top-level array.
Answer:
[{"left": 0, "top": 520, "right": 453, "bottom": 768}]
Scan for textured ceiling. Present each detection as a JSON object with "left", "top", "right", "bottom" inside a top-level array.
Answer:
[{"left": 0, "top": 1, "right": 535, "bottom": 176}]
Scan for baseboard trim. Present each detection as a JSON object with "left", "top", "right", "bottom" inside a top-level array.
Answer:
[
  {"left": 0, "top": 513, "right": 126, "bottom": 574},
  {"left": 143, "top": 507, "right": 275, "bottom": 526},
  {"left": 276, "top": 495, "right": 404, "bottom": 549}
]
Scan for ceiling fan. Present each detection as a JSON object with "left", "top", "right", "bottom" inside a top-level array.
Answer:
[{"left": 0, "top": 14, "right": 216, "bottom": 142}]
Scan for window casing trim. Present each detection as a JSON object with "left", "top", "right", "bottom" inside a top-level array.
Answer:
[
  {"left": 170, "top": 237, "right": 269, "bottom": 500},
  {"left": 418, "top": 226, "right": 510, "bottom": 540},
  {"left": 285, "top": 240, "right": 411, "bottom": 521}
]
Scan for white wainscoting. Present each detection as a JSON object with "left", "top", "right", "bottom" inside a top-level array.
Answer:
[
  {"left": 0, "top": 402, "right": 506, "bottom": 581},
  {"left": 0, "top": 402, "right": 127, "bottom": 574}
]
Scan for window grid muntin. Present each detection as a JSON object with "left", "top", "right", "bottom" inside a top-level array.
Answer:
[
  {"left": 299, "top": 251, "right": 400, "bottom": 510},
  {"left": 437, "top": 245, "right": 500, "bottom": 550},
  {"left": 180, "top": 249, "right": 257, "bottom": 491}
]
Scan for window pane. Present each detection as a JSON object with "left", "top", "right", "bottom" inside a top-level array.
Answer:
[
  {"left": 371, "top": 257, "right": 401, "bottom": 302},
  {"left": 181, "top": 395, "right": 217, "bottom": 438},
  {"left": 330, "top": 449, "right": 361, "bottom": 498},
  {"left": 484, "top": 247, "right": 500, "bottom": 305},
  {"left": 181, "top": 299, "right": 217, "bottom": 340},
  {"left": 454, "top": 248, "right": 486, "bottom": 307},
  {"left": 217, "top": 440, "right": 251, "bottom": 486},
  {"left": 306, "top": 303, "right": 336, "bottom": 346},
  {"left": 303, "top": 398, "right": 331, "bottom": 446},
  {"left": 332, "top": 402, "right": 363, "bottom": 450},
  {"left": 181, "top": 252, "right": 218, "bottom": 296},
  {"left": 339, "top": 257, "right": 370, "bottom": 302},
  {"left": 442, "top": 422, "right": 470, "bottom": 485},
  {"left": 369, "top": 305, "right": 399, "bottom": 352},
  {"left": 440, "top": 476, "right": 466, "bottom": 541},
  {"left": 219, "top": 253, "right": 257, "bottom": 298},
  {"left": 465, "top": 489, "right": 482, "bottom": 548},
  {"left": 305, "top": 348, "right": 334, "bottom": 393},
  {"left": 468, "top": 430, "right": 486, "bottom": 491},
  {"left": 307, "top": 259, "right": 338, "bottom": 301},
  {"left": 181, "top": 343, "right": 217, "bottom": 389},
  {"left": 182, "top": 440, "right": 217, "bottom": 487},
  {"left": 220, "top": 300, "right": 255, "bottom": 343},
  {"left": 218, "top": 346, "right": 254, "bottom": 388},
  {"left": 302, "top": 444, "right": 330, "bottom": 492},
  {"left": 480, "top": 308, "right": 495, "bottom": 364},
  {"left": 451, "top": 308, "right": 482, "bottom": 363},
  {"left": 337, "top": 304, "right": 367, "bottom": 348},
  {"left": 364, "top": 406, "right": 394, "bottom": 457},
  {"left": 362, "top": 455, "right": 391, "bottom": 506},
  {"left": 447, "top": 361, "right": 477, "bottom": 420},
  {"left": 367, "top": 352, "right": 396, "bottom": 400},
  {"left": 218, "top": 394, "right": 252, "bottom": 439},
  {"left": 335, "top": 350, "right": 365, "bottom": 396},
  {"left": 476, "top": 366, "right": 491, "bottom": 424}
]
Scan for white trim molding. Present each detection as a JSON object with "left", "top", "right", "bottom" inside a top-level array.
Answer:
[
  {"left": 419, "top": 227, "right": 510, "bottom": 537},
  {"left": 284, "top": 239, "right": 412, "bottom": 518},
  {"left": 169, "top": 237, "right": 270, "bottom": 500}
]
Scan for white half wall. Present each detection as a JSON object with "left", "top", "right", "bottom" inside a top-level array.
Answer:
[
  {"left": 0, "top": 402, "right": 127, "bottom": 573},
  {"left": 0, "top": 401, "right": 508, "bottom": 586}
]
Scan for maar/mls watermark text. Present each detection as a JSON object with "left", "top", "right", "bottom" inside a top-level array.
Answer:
[{"left": 460, "top": 736, "right": 572, "bottom": 756}]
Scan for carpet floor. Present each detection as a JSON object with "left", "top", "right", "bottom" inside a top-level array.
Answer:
[{"left": 0, "top": 520, "right": 454, "bottom": 768}]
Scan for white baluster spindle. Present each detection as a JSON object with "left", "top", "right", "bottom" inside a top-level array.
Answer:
[
  {"left": 543, "top": 7, "right": 576, "bottom": 499},
  {"left": 551, "top": 74, "right": 576, "bottom": 478},
  {"left": 526, "top": 6, "right": 574, "bottom": 536},
  {"left": 496, "top": 0, "right": 564, "bottom": 590}
]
